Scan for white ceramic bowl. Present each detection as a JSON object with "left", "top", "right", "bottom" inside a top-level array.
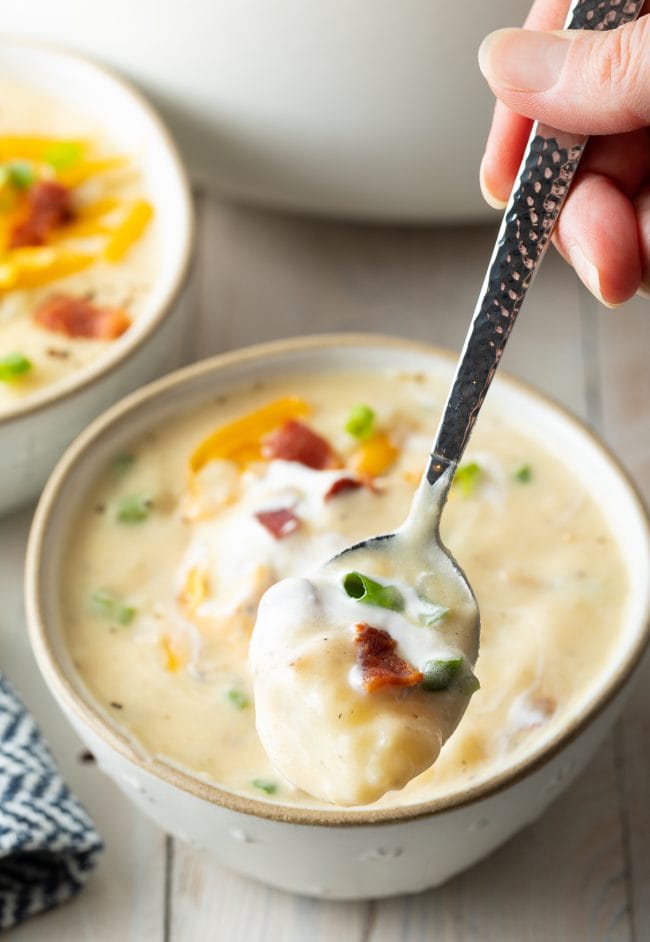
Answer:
[
  {"left": 26, "top": 336, "right": 650, "bottom": 899},
  {"left": 2, "top": 2, "right": 528, "bottom": 221},
  {"left": 0, "top": 38, "right": 194, "bottom": 514}
]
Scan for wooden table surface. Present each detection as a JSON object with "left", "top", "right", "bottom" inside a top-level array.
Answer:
[{"left": 1, "top": 190, "right": 649, "bottom": 941}]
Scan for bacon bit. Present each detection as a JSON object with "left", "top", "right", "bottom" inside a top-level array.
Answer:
[
  {"left": 255, "top": 507, "right": 301, "bottom": 539},
  {"left": 262, "top": 420, "right": 339, "bottom": 470},
  {"left": 526, "top": 695, "right": 556, "bottom": 727},
  {"left": 324, "top": 476, "right": 363, "bottom": 501},
  {"left": 354, "top": 623, "right": 423, "bottom": 693},
  {"left": 33, "top": 294, "right": 131, "bottom": 340},
  {"left": 511, "top": 694, "right": 556, "bottom": 738},
  {"left": 10, "top": 181, "right": 73, "bottom": 248},
  {"left": 188, "top": 397, "right": 311, "bottom": 474}
]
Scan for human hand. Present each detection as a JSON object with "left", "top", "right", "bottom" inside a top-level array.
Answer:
[{"left": 478, "top": 0, "right": 650, "bottom": 305}]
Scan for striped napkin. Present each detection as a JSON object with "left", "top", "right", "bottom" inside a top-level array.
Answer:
[{"left": 0, "top": 675, "right": 103, "bottom": 931}]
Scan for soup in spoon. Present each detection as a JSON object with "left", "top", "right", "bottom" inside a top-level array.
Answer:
[{"left": 251, "top": 471, "right": 480, "bottom": 805}]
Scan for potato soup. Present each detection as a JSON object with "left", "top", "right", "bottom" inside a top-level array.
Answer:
[
  {"left": 61, "top": 370, "right": 629, "bottom": 810},
  {"left": 0, "top": 79, "right": 157, "bottom": 414}
]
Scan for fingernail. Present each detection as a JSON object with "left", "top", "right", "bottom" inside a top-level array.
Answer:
[
  {"left": 479, "top": 156, "right": 507, "bottom": 210},
  {"left": 479, "top": 28, "right": 571, "bottom": 93},
  {"left": 568, "top": 245, "right": 620, "bottom": 307}
]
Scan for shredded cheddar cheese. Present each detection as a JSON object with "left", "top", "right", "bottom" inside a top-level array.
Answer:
[
  {"left": 58, "top": 155, "right": 129, "bottom": 188},
  {"left": 161, "top": 636, "right": 184, "bottom": 673},
  {"left": 180, "top": 565, "right": 210, "bottom": 613},
  {"left": 104, "top": 200, "right": 154, "bottom": 262},
  {"left": 189, "top": 397, "right": 311, "bottom": 474},
  {"left": 49, "top": 218, "right": 112, "bottom": 242},
  {"left": 0, "top": 139, "right": 153, "bottom": 294},
  {"left": 401, "top": 468, "right": 423, "bottom": 485},
  {"left": 350, "top": 432, "right": 399, "bottom": 477},
  {"left": 76, "top": 197, "right": 120, "bottom": 221},
  {"left": 13, "top": 251, "right": 95, "bottom": 289},
  {"left": 0, "top": 135, "right": 88, "bottom": 162}
]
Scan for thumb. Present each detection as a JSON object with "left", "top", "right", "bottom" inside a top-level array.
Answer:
[{"left": 479, "top": 17, "right": 650, "bottom": 134}]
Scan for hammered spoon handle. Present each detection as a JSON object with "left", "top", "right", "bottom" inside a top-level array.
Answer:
[{"left": 427, "top": 0, "right": 646, "bottom": 488}]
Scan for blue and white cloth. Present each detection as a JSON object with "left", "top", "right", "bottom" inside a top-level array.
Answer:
[{"left": 0, "top": 675, "right": 103, "bottom": 931}]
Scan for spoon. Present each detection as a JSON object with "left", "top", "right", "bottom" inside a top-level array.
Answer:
[{"left": 251, "top": 0, "right": 646, "bottom": 806}]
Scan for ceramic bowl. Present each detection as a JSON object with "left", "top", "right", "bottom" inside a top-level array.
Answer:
[
  {"left": 2, "top": 2, "right": 529, "bottom": 221},
  {"left": 0, "top": 38, "right": 194, "bottom": 514},
  {"left": 25, "top": 335, "right": 650, "bottom": 899}
]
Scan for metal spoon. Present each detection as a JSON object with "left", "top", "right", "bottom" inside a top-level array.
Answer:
[
  {"left": 336, "top": 0, "right": 645, "bottom": 562},
  {"left": 251, "top": 0, "right": 645, "bottom": 805}
]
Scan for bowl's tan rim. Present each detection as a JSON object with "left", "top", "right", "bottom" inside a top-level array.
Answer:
[
  {"left": 25, "top": 333, "right": 650, "bottom": 827},
  {"left": 0, "top": 34, "right": 195, "bottom": 426}
]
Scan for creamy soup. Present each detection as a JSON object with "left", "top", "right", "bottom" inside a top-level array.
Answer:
[
  {"left": 62, "top": 370, "right": 628, "bottom": 810},
  {"left": 0, "top": 79, "right": 157, "bottom": 415}
]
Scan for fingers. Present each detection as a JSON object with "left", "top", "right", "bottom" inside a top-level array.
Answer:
[
  {"left": 478, "top": 16, "right": 650, "bottom": 134},
  {"left": 634, "top": 185, "right": 650, "bottom": 296},
  {"left": 480, "top": 104, "right": 531, "bottom": 208},
  {"left": 478, "top": 2, "right": 650, "bottom": 304},
  {"left": 551, "top": 172, "right": 642, "bottom": 305},
  {"left": 579, "top": 129, "right": 650, "bottom": 196},
  {"left": 482, "top": 121, "right": 650, "bottom": 211},
  {"left": 480, "top": 0, "right": 571, "bottom": 207}
]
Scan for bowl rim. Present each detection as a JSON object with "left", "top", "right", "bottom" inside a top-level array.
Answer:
[
  {"left": 25, "top": 333, "right": 650, "bottom": 827},
  {"left": 0, "top": 34, "right": 194, "bottom": 426}
]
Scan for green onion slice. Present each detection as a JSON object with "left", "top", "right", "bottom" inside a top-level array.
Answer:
[
  {"left": 421, "top": 658, "right": 463, "bottom": 692},
  {"left": 227, "top": 688, "right": 249, "bottom": 710},
  {"left": 111, "top": 453, "right": 136, "bottom": 476},
  {"left": 90, "top": 589, "right": 136, "bottom": 626},
  {"left": 460, "top": 673, "right": 481, "bottom": 695},
  {"left": 514, "top": 463, "right": 533, "bottom": 483},
  {"left": 252, "top": 778, "right": 277, "bottom": 795},
  {"left": 0, "top": 352, "right": 32, "bottom": 383},
  {"left": 344, "top": 404, "right": 375, "bottom": 441},
  {"left": 5, "top": 160, "right": 35, "bottom": 190},
  {"left": 453, "top": 461, "right": 482, "bottom": 498},
  {"left": 343, "top": 571, "right": 405, "bottom": 611},
  {"left": 115, "top": 494, "right": 151, "bottom": 523},
  {"left": 418, "top": 605, "right": 449, "bottom": 628},
  {"left": 43, "top": 140, "right": 84, "bottom": 171}
]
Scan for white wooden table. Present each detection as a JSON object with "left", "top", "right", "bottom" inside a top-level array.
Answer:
[{"left": 2, "top": 191, "right": 649, "bottom": 941}]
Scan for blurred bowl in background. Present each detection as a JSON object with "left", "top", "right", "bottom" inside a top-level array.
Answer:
[
  {"left": 2, "top": 0, "right": 528, "bottom": 221},
  {"left": 0, "top": 39, "right": 194, "bottom": 513}
]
